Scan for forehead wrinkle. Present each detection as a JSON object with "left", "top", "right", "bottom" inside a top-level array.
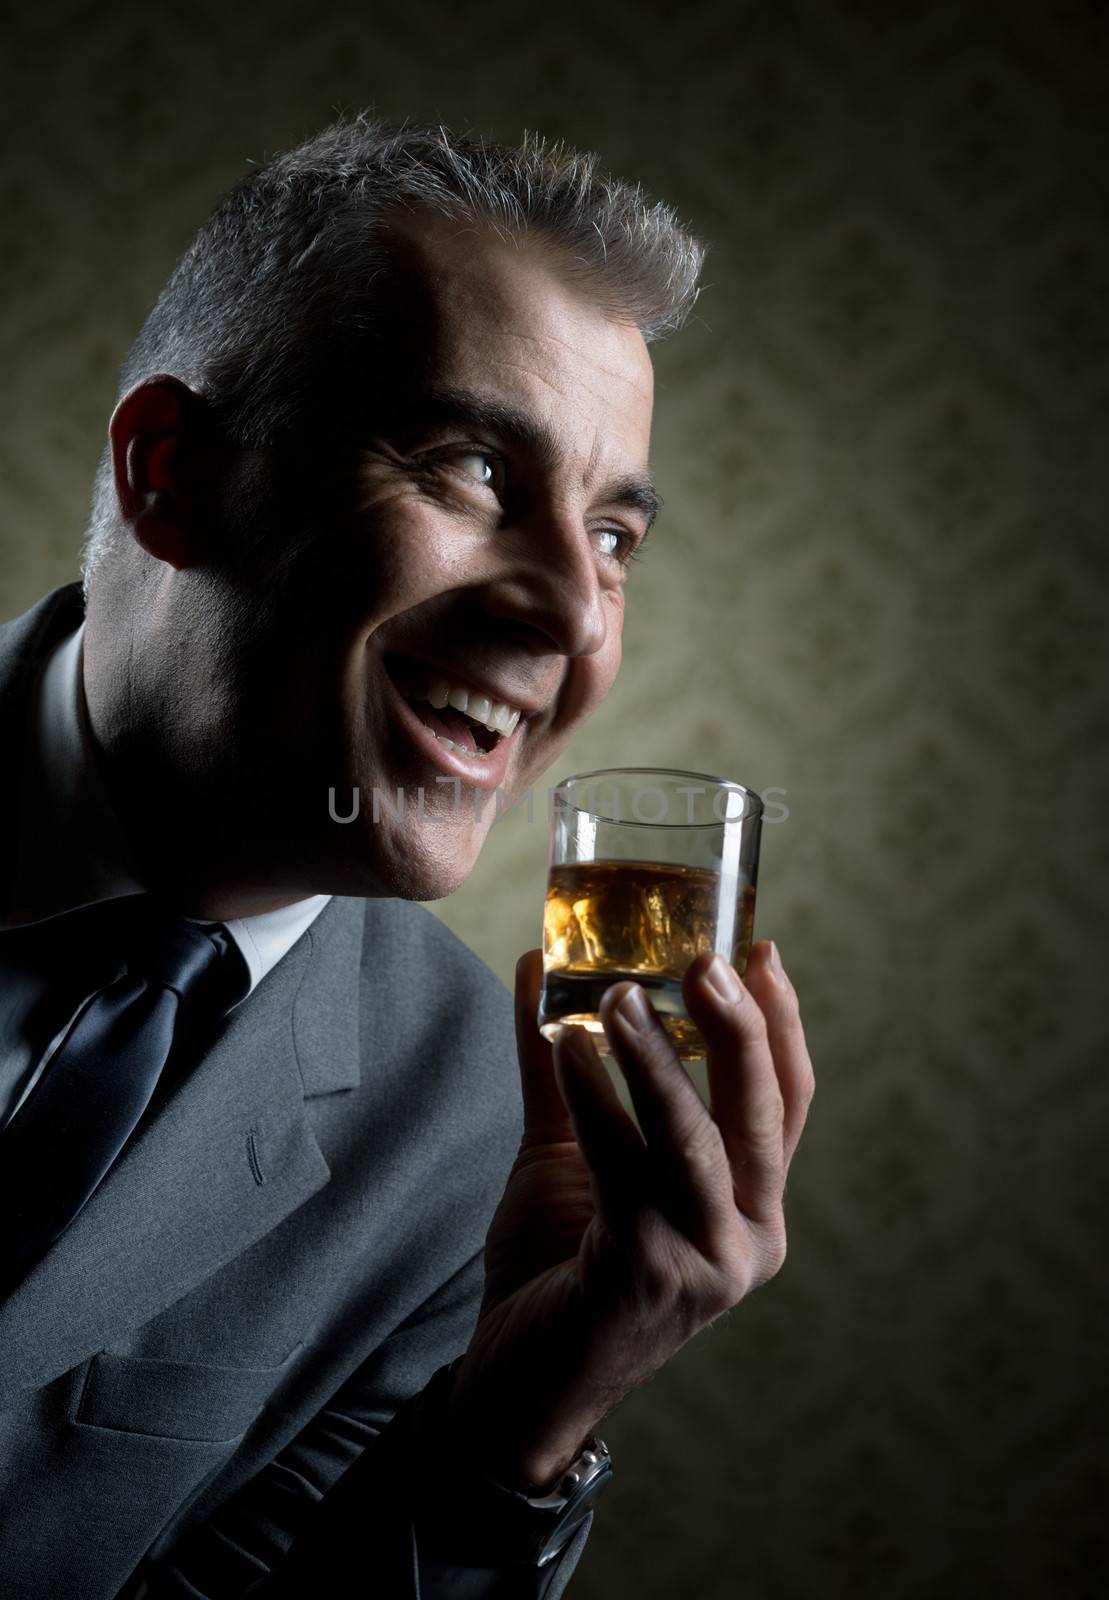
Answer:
[
  {"left": 583, "top": 415, "right": 605, "bottom": 492},
  {"left": 495, "top": 330, "right": 654, "bottom": 402},
  {"left": 492, "top": 356, "right": 651, "bottom": 419}
]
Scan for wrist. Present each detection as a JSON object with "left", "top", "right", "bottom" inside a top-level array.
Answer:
[
  {"left": 443, "top": 1356, "right": 605, "bottom": 1493},
  {"left": 409, "top": 1359, "right": 614, "bottom": 1568}
]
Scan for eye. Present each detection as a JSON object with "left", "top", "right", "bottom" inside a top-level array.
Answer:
[
  {"left": 453, "top": 450, "right": 499, "bottom": 487},
  {"left": 416, "top": 445, "right": 504, "bottom": 494},
  {"left": 593, "top": 527, "right": 642, "bottom": 566}
]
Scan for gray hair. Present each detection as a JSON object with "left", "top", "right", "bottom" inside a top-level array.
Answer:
[{"left": 81, "top": 116, "right": 706, "bottom": 596}]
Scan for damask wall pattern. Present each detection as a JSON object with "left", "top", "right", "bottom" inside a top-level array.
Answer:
[{"left": 1, "top": 2, "right": 1106, "bottom": 1595}]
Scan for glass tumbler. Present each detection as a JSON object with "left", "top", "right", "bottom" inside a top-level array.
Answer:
[{"left": 538, "top": 768, "right": 763, "bottom": 1061}]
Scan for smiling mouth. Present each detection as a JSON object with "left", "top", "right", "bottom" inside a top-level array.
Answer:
[{"left": 383, "top": 654, "right": 523, "bottom": 758}]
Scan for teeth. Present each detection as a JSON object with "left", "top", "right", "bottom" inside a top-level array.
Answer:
[{"left": 421, "top": 674, "right": 524, "bottom": 737}]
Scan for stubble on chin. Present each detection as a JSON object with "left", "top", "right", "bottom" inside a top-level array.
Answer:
[{"left": 333, "top": 798, "right": 494, "bottom": 903}]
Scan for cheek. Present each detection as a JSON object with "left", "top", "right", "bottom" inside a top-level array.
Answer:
[
  {"left": 593, "top": 594, "right": 625, "bottom": 701},
  {"left": 540, "top": 604, "right": 623, "bottom": 751},
  {"left": 339, "top": 501, "right": 447, "bottom": 608},
  {"left": 282, "top": 502, "right": 468, "bottom": 666}
]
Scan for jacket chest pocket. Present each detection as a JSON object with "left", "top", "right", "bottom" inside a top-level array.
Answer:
[{"left": 73, "top": 1341, "right": 306, "bottom": 1444}]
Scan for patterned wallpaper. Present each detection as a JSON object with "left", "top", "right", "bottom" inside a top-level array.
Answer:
[{"left": 2, "top": 1, "right": 1107, "bottom": 1595}]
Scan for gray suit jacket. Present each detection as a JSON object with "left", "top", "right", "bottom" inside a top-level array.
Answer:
[{"left": 0, "top": 585, "right": 589, "bottom": 1599}]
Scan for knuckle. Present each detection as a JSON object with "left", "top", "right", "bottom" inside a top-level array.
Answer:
[
  {"left": 777, "top": 1008, "right": 807, "bottom": 1054},
  {"left": 777, "top": 987, "right": 806, "bottom": 1040},
  {"left": 644, "top": 1031, "right": 685, "bottom": 1078},
  {"left": 619, "top": 1017, "right": 680, "bottom": 1078},
  {"left": 741, "top": 1000, "right": 771, "bottom": 1043},
  {"left": 673, "top": 1116, "right": 722, "bottom": 1172},
  {"left": 745, "top": 1132, "right": 783, "bottom": 1173},
  {"left": 747, "top": 1091, "right": 786, "bottom": 1150},
  {"left": 711, "top": 991, "right": 768, "bottom": 1047}
]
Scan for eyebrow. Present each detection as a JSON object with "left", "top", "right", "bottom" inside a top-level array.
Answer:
[{"left": 385, "top": 384, "right": 662, "bottom": 535}]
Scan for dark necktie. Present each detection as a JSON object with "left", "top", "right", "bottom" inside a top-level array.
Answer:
[{"left": 0, "top": 903, "right": 247, "bottom": 1286}]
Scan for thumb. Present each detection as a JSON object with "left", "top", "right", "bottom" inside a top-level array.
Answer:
[{"left": 513, "top": 949, "right": 575, "bottom": 1141}]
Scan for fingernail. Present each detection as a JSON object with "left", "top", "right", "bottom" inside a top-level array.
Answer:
[
  {"left": 615, "top": 985, "right": 653, "bottom": 1033},
  {"left": 704, "top": 955, "right": 741, "bottom": 1003},
  {"left": 768, "top": 941, "right": 785, "bottom": 981}
]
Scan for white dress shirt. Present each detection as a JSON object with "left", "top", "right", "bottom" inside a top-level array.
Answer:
[{"left": 0, "top": 620, "right": 331, "bottom": 1128}]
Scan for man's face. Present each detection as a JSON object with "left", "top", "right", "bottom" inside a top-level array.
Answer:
[{"left": 157, "top": 218, "right": 656, "bottom": 903}]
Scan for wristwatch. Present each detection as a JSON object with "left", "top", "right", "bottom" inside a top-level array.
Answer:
[
  {"left": 482, "top": 1433, "right": 613, "bottom": 1566},
  {"left": 410, "top": 1360, "right": 615, "bottom": 1567}
]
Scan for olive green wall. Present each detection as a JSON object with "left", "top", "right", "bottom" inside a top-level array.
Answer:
[{"left": 2, "top": 2, "right": 1107, "bottom": 1594}]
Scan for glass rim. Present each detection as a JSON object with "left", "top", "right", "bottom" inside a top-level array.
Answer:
[{"left": 552, "top": 766, "right": 764, "bottom": 828}]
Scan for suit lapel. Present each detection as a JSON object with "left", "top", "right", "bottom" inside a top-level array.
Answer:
[{"left": 0, "top": 715, "right": 367, "bottom": 1409}]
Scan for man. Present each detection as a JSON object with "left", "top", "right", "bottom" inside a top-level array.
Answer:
[{"left": 0, "top": 120, "right": 814, "bottom": 1598}]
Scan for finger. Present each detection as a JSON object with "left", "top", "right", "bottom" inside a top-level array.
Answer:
[
  {"left": 552, "top": 1026, "right": 645, "bottom": 1209},
  {"left": 682, "top": 953, "right": 786, "bottom": 1228},
  {"left": 598, "top": 982, "right": 737, "bottom": 1242},
  {"left": 513, "top": 951, "right": 575, "bottom": 1141},
  {"left": 742, "top": 941, "right": 815, "bottom": 1171}
]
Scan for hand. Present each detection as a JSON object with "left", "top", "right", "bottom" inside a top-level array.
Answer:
[{"left": 444, "top": 942, "right": 814, "bottom": 1491}]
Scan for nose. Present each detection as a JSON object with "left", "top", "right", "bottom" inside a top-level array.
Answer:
[{"left": 481, "top": 507, "right": 609, "bottom": 658}]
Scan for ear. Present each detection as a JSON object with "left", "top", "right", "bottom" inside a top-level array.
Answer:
[{"left": 108, "top": 375, "right": 226, "bottom": 570}]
